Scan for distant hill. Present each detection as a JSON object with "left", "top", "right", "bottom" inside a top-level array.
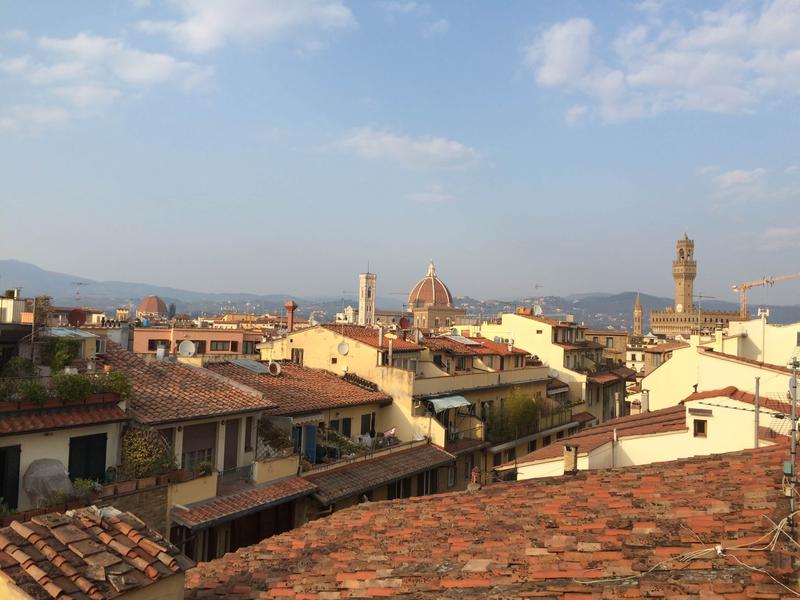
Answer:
[{"left": 2, "top": 259, "right": 798, "bottom": 326}]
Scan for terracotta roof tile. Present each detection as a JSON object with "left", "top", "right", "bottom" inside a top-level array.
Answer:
[
  {"left": 172, "top": 477, "right": 317, "bottom": 530},
  {"left": 186, "top": 444, "right": 795, "bottom": 599},
  {"left": 698, "top": 347, "right": 793, "bottom": 373},
  {"left": 320, "top": 324, "right": 423, "bottom": 351},
  {"left": 511, "top": 405, "right": 687, "bottom": 466},
  {"left": 204, "top": 362, "right": 391, "bottom": 416},
  {"left": 683, "top": 386, "right": 792, "bottom": 414},
  {"left": 643, "top": 340, "right": 690, "bottom": 354},
  {"left": 101, "top": 343, "right": 275, "bottom": 425},
  {"left": 0, "top": 395, "right": 126, "bottom": 436},
  {"left": 303, "top": 443, "right": 455, "bottom": 505},
  {"left": 0, "top": 506, "right": 192, "bottom": 600}
]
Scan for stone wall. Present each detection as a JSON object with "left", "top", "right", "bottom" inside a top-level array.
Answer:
[{"left": 98, "top": 484, "right": 169, "bottom": 535}]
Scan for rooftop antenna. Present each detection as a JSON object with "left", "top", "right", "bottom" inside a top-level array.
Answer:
[
  {"left": 694, "top": 292, "right": 716, "bottom": 336},
  {"left": 72, "top": 282, "right": 88, "bottom": 304}
]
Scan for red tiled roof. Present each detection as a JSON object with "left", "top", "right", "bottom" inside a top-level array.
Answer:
[
  {"left": 172, "top": 477, "right": 316, "bottom": 530},
  {"left": 683, "top": 386, "right": 792, "bottom": 414},
  {"left": 643, "top": 340, "right": 690, "bottom": 354},
  {"left": 556, "top": 340, "right": 604, "bottom": 351},
  {"left": 303, "top": 443, "right": 455, "bottom": 505},
  {"left": 186, "top": 444, "right": 795, "bottom": 599},
  {"left": 204, "top": 362, "right": 391, "bottom": 417},
  {"left": 570, "top": 411, "right": 596, "bottom": 424},
  {"left": 466, "top": 337, "right": 527, "bottom": 356},
  {"left": 0, "top": 394, "right": 127, "bottom": 436},
  {"left": 419, "top": 336, "right": 478, "bottom": 355},
  {"left": 546, "top": 377, "right": 570, "bottom": 392},
  {"left": 587, "top": 372, "right": 619, "bottom": 384},
  {"left": 698, "top": 347, "right": 792, "bottom": 373},
  {"left": 0, "top": 506, "right": 193, "bottom": 600},
  {"left": 585, "top": 329, "right": 628, "bottom": 337},
  {"left": 101, "top": 343, "right": 276, "bottom": 425},
  {"left": 137, "top": 294, "right": 167, "bottom": 316},
  {"left": 320, "top": 324, "right": 423, "bottom": 351},
  {"left": 421, "top": 336, "right": 527, "bottom": 357},
  {"left": 511, "top": 405, "right": 687, "bottom": 466}
]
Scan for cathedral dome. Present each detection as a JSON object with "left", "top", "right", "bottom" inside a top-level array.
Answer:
[
  {"left": 138, "top": 294, "right": 168, "bottom": 317},
  {"left": 408, "top": 261, "right": 454, "bottom": 309}
]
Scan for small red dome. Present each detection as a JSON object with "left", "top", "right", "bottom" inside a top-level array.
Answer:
[
  {"left": 408, "top": 261, "right": 454, "bottom": 308},
  {"left": 138, "top": 295, "right": 168, "bottom": 317}
]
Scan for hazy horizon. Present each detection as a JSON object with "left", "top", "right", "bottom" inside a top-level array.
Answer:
[{"left": 2, "top": 1, "right": 799, "bottom": 304}]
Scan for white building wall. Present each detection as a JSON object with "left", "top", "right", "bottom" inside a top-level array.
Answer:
[{"left": 724, "top": 316, "right": 800, "bottom": 365}]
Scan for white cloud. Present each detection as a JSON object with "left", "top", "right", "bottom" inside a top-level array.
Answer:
[
  {"left": 785, "top": 165, "right": 800, "bottom": 175},
  {"left": 565, "top": 104, "right": 589, "bottom": 125},
  {"left": 4, "top": 29, "right": 29, "bottom": 43},
  {"left": 0, "top": 104, "right": 70, "bottom": 132},
  {"left": 714, "top": 168, "right": 767, "bottom": 189},
  {"left": 339, "top": 128, "right": 477, "bottom": 167},
  {"left": 761, "top": 226, "right": 800, "bottom": 249},
  {"left": 421, "top": 18, "right": 448, "bottom": 37},
  {"left": 407, "top": 183, "right": 455, "bottom": 204},
  {"left": 379, "top": 1, "right": 429, "bottom": 16},
  {"left": 526, "top": 1, "right": 800, "bottom": 122},
  {"left": 138, "top": 0, "right": 355, "bottom": 54},
  {"left": 0, "top": 32, "right": 212, "bottom": 132}
]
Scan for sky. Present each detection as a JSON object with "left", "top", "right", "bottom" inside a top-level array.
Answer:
[{"left": 1, "top": 0, "right": 799, "bottom": 305}]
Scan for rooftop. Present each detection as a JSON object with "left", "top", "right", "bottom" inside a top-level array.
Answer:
[
  {"left": 100, "top": 343, "right": 276, "bottom": 425},
  {"left": 186, "top": 444, "right": 796, "bottom": 599},
  {"left": 203, "top": 361, "right": 391, "bottom": 416},
  {"left": 642, "top": 340, "right": 691, "bottom": 354},
  {"left": 509, "top": 405, "right": 687, "bottom": 466},
  {"left": 683, "top": 385, "right": 792, "bottom": 415},
  {"left": 303, "top": 442, "right": 454, "bottom": 506},
  {"left": 0, "top": 505, "right": 193, "bottom": 600},
  {"left": 0, "top": 394, "right": 126, "bottom": 437},
  {"left": 320, "top": 324, "right": 423, "bottom": 351}
]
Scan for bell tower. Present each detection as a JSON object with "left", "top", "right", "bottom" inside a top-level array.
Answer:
[
  {"left": 633, "top": 292, "right": 643, "bottom": 336},
  {"left": 358, "top": 271, "right": 376, "bottom": 326},
  {"left": 672, "top": 234, "right": 696, "bottom": 313}
]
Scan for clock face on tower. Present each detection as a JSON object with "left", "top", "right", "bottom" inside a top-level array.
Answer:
[{"left": 676, "top": 303, "right": 683, "bottom": 313}]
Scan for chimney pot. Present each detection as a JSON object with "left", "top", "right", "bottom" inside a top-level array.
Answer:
[
  {"left": 284, "top": 300, "right": 298, "bottom": 333},
  {"left": 563, "top": 444, "right": 579, "bottom": 474}
]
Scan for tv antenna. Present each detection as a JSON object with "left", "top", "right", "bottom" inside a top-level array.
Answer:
[{"left": 72, "top": 282, "right": 88, "bottom": 304}]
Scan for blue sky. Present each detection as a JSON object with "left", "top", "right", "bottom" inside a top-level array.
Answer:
[{"left": 1, "top": 0, "right": 799, "bottom": 304}]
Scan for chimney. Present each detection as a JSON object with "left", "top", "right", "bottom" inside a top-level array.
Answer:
[
  {"left": 388, "top": 338, "right": 393, "bottom": 366},
  {"left": 630, "top": 399, "right": 642, "bottom": 415},
  {"left": 378, "top": 327, "right": 384, "bottom": 351},
  {"left": 614, "top": 392, "right": 621, "bottom": 419},
  {"left": 641, "top": 389, "right": 650, "bottom": 413},
  {"left": 564, "top": 445, "right": 579, "bottom": 475},
  {"left": 284, "top": 300, "right": 298, "bottom": 333}
]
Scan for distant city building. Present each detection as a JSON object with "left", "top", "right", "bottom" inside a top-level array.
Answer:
[
  {"left": 633, "top": 292, "right": 643, "bottom": 336},
  {"left": 648, "top": 235, "right": 742, "bottom": 337},
  {"left": 358, "top": 271, "right": 376, "bottom": 326},
  {"left": 137, "top": 294, "right": 168, "bottom": 319},
  {"left": 407, "top": 261, "right": 465, "bottom": 331}
]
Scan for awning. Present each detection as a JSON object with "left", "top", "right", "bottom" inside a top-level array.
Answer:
[
  {"left": 291, "top": 413, "right": 324, "bottom": 426},
  {"left": 428, "top": 395, "right": 471, "bottom": 413}
]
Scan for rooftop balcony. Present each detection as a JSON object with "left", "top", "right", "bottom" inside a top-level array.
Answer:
[{"left": 412, "top": 364, "right": 550, "bottom": 399}]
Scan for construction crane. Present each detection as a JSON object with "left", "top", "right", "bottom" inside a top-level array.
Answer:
[{"left": 731, "top": 273, "right": 800, "bottom": 318}]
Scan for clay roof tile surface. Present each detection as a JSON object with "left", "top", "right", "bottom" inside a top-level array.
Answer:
[
  {"left": 0, "top": 506, "right": 192, "bottom": 600},
  {"left": 204, "top": 361, "right": 391, "bottom": 416},
  {"left": 320, "top": 324, "right": 423, "bottom": 351},
  {"left": 101, "top": 343, "right": 275, "bottom": 425},
  {"left": 185, "top": 444, "right": 795, "bottom": 599},
  {"left": 0, "top": 395, "right": 126, "bottom": 436}
]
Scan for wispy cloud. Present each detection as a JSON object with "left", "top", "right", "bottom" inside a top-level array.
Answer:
[
  {"left": 421, "top": 18, "right": 448, "bottom": 38},
  {"left": 0, "top": 32, "right": 212, "bottom": 132},
  {"left": 339, "top": 128, "right": 477, "bottom": 168},
  {"left": 525, "top": 1, "right": 800, "bottom": 122},
  {"left": 714, "top": 168, "right": 767, "bottom": 190},
  {"left": 406, "top": 183, "right": 455, "bottom": 204},
  {"left": 138, "top": 0, "right": 356, "bottom": 54},
  {"left": 761, "top": 226, "right": 800, "bottom": 250}
]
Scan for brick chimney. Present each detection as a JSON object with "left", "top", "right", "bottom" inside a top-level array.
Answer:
[
  {"left": 563, "top": 444, "right": 579, "bottom": 475},
  {"left": 284, "top": 300, "right": 298, "bottom": 333}
]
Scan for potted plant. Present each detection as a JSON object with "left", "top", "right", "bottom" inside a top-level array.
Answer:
[{"left": 193, "top": 461, "right": 214, "bottom": 477}]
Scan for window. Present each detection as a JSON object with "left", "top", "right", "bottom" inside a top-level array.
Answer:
[
  {"left": 329, "top": 419, "right": 339, "bottom": 433},
  {"left": 388, "top": 477, "right": 412, "bottom": 500},
  {"left": 536, "top": 329, "right": 543, "bottom": 334},
  {"left": 492, "top": 453, "right": 502, "bottom": 467},
  {"left": 360, "top": 413, "right": 372, "bottom": 435},
  {"left": 464, "top": 454, "right": 473, "bottom": 481},
  {"left": 693, "top": 419, "right": 707, "bottom": 437},
  {"left": 210, "top": 341, "right": 231, "bottom": 352},
  {"left": 148, "top": 339, "right": 169, "bottom": 351},
  {"left": 245, "top": 416, "right": 254, "bottom": 451},
  {"left": 447, "top": 466, "right": 456, "bottom": 487},
  {"left": 243, "top": 341, "right": 256, "bottom": 354},
  {"left": 291, "top": 348, "right": 304, "bottom": 365},
  {"left": 527, "top": 439, "right": 537, "bottom": 453},
  {"left": 484, "top": 356, "right": 494, "bottom": 368},
  {"left": 507, "top": 448, "right": 516, "bottom": 461},
  {"left": 230, "top": 341, "right": 239, "bottom": 353},
  {"left": 456, "top": 356, "right": 467, "bottom": 371},
  {"left": 593, "top": 336, "right": 599, "bottom": 343},
  {"left": 182, "top": 448, "right": 212, "bottom": 472},
  {"left": 606, "top": 337, "right": 613, "bottom": 348},
  {"left": 434, "top": 318, "right": 440, "bottom": 329},
  {"left": 556, "top": 430, "right": 565, "bottom": 439},
  {"left": 0, "top": 445, "right": 21, "bottom": 509},
  {"left": 331, "top": 357, "right": 338, "bottom": 364},
  {"left": 542, "top": 435, "right": 551, "bottom": 447},
  {"left": 69, "top": 433, "right": 107, "bottom": 481},
  {"left": 341, "top": 417, "right": 352, "bottom": 437}
]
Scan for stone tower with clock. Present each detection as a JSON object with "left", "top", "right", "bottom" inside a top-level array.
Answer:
[{"left": 672, "top": 234, "right": 696, "bottom": 314}]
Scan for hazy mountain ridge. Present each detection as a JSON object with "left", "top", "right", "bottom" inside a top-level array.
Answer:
[{"left": 2, "top": 260, "right": 798, "bottom": 326}]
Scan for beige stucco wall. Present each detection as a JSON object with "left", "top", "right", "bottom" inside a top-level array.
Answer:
[
  {"left": 253, "top": 456, "right": 299, "bottom": 484},
  {"left": 168, "top": 473, "right": 218, "bottom": 507},
  {"left": 721, "top": 316, "right": 800, "bottom": 365},
  {"left": 1, "top": 422, "right": 122, "bottom": 511},
  {"left": 0, "top": 576, "right": 30, "bottom": 600},
  {"left": 115, "top": 573, "right": 185, "bottom": 600}
]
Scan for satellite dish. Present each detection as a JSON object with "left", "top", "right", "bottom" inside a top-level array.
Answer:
[
  {"left": 337, "top": 341, "right": 350, "bottom": 356},
  {"left": 67, "top": 308, "right": 87, "bottom": 327},
  {"left": 178, "top": 340, "right": 196, "bottom": 357},
  {"left": 267, "top": 361, "right": 282, "bottom": 376}
]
